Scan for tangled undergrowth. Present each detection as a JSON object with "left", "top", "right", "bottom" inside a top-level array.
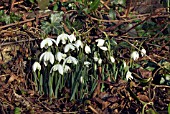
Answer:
[{"left": 0, "top": 0, "right": 170, "bottom": 114}]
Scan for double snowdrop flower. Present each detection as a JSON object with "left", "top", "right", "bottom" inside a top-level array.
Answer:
[
  {"left": 74, "top": 40, "right": 83, "bottom": 51},
  {"left": 40, "top": 38, "right": 56, "bottom": 49},
  {"left": 95, "top": 39, "right": 108, "bottom": 51},
  {"left": 32, "top": 62, "right": 41, "bottom": 72},
  {"left": 141, "top": 48, "right": 146, "bottom": 57},
  {"left": 85, "top": 44, "right": 91, "bottom": 54},
  {"left": 131, "top": 51, "right": 139, "bottom": 61},
  {"left": 55, "top": 52, "right": 67, "bottom": 62},
  {"left": 64, "top": 56, "right": 78, "bottom": 65},
  {"left": 64, "top": 43, "right": 75, "bottom": 53},
  {"left": 126, "top": 70, "right": 133, "bottom": 81},
  {"left": 56, "top": 33, "right": 70, "bottom": 46},
  {"left": 39, "top": 51, "right": 54, "bottom": 66}
]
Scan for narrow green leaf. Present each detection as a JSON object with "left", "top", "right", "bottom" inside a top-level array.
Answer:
[
  {"left": 168, "top": 103, "right": 170, "bottom": 114},
  {"left": 14, "top": 107, "right": 21, "bottom": 114},
  {"left": 90, "top": 0, "right": 100, "bottom": 11}
]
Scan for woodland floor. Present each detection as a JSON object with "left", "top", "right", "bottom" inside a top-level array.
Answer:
[{"left": 0, "top": 0, "right": 170, "bottom": 114}]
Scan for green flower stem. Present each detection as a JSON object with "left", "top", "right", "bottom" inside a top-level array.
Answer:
[
  {"left": 54, "top": 73, "right": 61, "bottom": 98},
  {"left": 33, "top": 72, "right": 38, "bottom": 91}
]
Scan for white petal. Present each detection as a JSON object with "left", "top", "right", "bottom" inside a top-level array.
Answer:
[
  {"left": 98, "top": 58, "right": 102, "bottom": 64},
  {"left": 96, "top": 39, "right": 105, "bottom": 47},
  {"left": 65, "top": 56, "right": 78, "bottom": 65},
  {"left": 84, "top": 61, "right": 91, "bottom": 67},
  {"left": 74, "top": 40, "right": 83, "bottom": 51},
  {"left": 69, "top": 34, "right": 76, "bottom": 43},
  {"left": 64, "top": 65, "right": 71, "bottom": 73},
  {"left": 50, "top": 64, "right": 63, "bottom": 75},
  {"left": 99, "top": 46, "right": 108, "bottom": 51},
  {"left": 40, "top": 38, "right": 56, "bottom": 48},
  {"left": 85, "top": 45, "right": 91, "bottom": 54},
  {"left": 110, "top": 56, "right": 115, "bottom": 63},
  {"left": 32, "top": 62, "right": 41, "bottom": 72},
  {"left": 141, "top": 48, "right": 146, "bottom": 57},
  {"left": 39, "top": 52, "right": 54, "bottom": 66},
  {"left": 93, "top": 56, "right": 98, "bottom": 62},
  {"left": 131, "top": 51, "right": 139, "bottom": 61}
]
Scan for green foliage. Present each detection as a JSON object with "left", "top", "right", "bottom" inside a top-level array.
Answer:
[
  {"left": 14, "top": 107, "right": 21, "bottom": 114},
  {"left": 168, "top": 103, "right": 170, "bottom": 114},
  {"left": 41, "top": 12, "right": 64, "bottom": 34},
  {"left": 0, "top": 10, "right": 21, "bottom": 24}
]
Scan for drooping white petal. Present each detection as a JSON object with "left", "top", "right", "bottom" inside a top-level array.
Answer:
[
  {"left": 126, "top": 70, "right": 133, "bottom": 81},
  {"left": 98, "top": 58, "right": 102, "bottom": 65},
  {"left": 141, "top": 48, "right": 146, "bottom": 57},
  {"left": 64, "top": 43, "right": 75, "bottom": 53},
  {"left": 110, "top": 56, "right": 115, "bottom": 63},
  {"left": 131, "top": 51, "right": 139, "bottom": 61},
  {"left": 69, "top": 34, "right": 76, "bottom": 43},
  {"left": 99, "top": 46, "right": 108, "bottom": 51},
  {"left": 32, "top": 62, "right": 41, "bottom": 72},
  {"left": 39, "top": 51, "right": 54, "bottom": 66},
  {"left": 73, "top": 40, "right": 83, "bottom": 51},
  {"left": 56, "top": 33, "right": 69, "bottom": 46},
  {"left": 95, "top": 39, "right": 105, "bottom": 47},
  {"left": 50, "top": 64, "right": 63, "bottom": 75},
  {"left": 84, "top": 61, "right": 91, "bottom": 67},
  {"left": 64, "top": 56, "right": 78, "bottom": 65},
  {"left": 64, "top": 65, "right": 71, "bottom": 73},
  {"left": 85, "top": 44, "right": 91, "bottom": 54},
  {"left": 56, "top": 52, "right": 67, "bottom": 62},
  {"left": 80, "top": 76, "right": 84, "bottom": 84},
  {"left": 40, "top": 38, "right": 56, "bottom": 49}
]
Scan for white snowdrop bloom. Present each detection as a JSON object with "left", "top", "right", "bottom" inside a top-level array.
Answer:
[
  {"left": 94, "top": 56, "right": 98, "bottom": 62},
  {"left": 95, "top": 39, "right": 105, "bottom": 47},
  {"left": 64, "top": 43, "right": 75, "bottom": 53},
  {"left": 99, "top": 46, "right": 108, "bottom": 51},
  {"left": 56, "top": 33, "right": 70, "bottom": 46},
  {"left": 64, "top": 65, "right": 71, "bottom": 73},
  {"left": 131, "top": 51, "right": 139, "bottom": 61},
  {"left": 141, "top": 48, "right": 146, "bottom": 57},
  {"left": 80, "top": 76, "right": 84, "bottom": 84},
  {"left": 56, "top": 52, "right": 67, "bottom": 62},
  {"left": 123, "top": 61, "right": 127, "bottom": 68},
  {"left": 74, "top": 40, "right": 83, "bottom": 51},
  {"left": 50, "top": 64, "right": 64, "bottom": 75},
  {"left": 39, "top": 51, "right": 54, "bottom": 66},
  {"left": 126, "top": 70, "right": 133, "bottom": 81},
  {"left": 110, "top": 56, "right": 115, "bottom": 63},
  {"left": 32, "top": 62, "right": 41, "bottom": 72},
  {"left": 98, "top": 58, "right": 102, "bottom": 65},
  {"left": 85, "top": 44, "right": 91, "bottom": 54},
  {"left": 40, "top": 38, "right": 56, "bottom": 49},
  {"left": 84, "top": 61, "right": 91, "bottom": 67},
  {"left": 69, "top": 34, "right": 76, "bottom": 43},
  {"left": 64, "top": 56, "right": 78, "bottom": 65}
]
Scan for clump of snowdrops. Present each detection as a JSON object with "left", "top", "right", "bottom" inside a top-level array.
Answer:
[{"left": 32, "top": 32, "right": 146, "bottom": 100}]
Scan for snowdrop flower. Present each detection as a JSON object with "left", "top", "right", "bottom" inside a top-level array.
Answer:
[
  {"left": 69, "top": 34, "right": 76, "bottom": 43},
  {"left": 56, "top": 52, "right": 67, "bottom": 62},
  {"left": 40, "top": 38, "right": 56, "bottom": 49},
  {"left": 93, "top": 52, "right": 99, "bottom": 62},
  {"left": 56, "top": 33, "right": 70, "bottom": 46},
  {"left": 50, "top": 64, "right": 63, "bottom": 75},
  {"left": 32, "top": 62, "right": 41, "bottom": 72},
  {"left": 64, "top": 65, "right": 71, "bottom": 73},
  {"left": 95, "top": 39, "right": 108, "bottom": 51},
  {"left": 96, "top": 39, "right": 105, "bottom": 47},
  {"left": 80, "top": 76, "right": 84, "bottom": 84},
  {"left": 74, "top": 40, "right": 83, "bottom": 51},
  {"left": 64, "top": 43, "right": 75, "bottom": 53},
  {"left": 85, "top": 44, "right": 91, "bottom": 54},
  {"left": 141, "top": 48, "right": 146, "bottom": 57},
  {"left": 64, "top": 56, "right": 78, "bottom": 65},
  {"left": 126, "top": 70, "right": 133, "bottom": 81},
  {"left": 39, "top": 51, "right": 54, "bottom": 66},
  {"left": 131, "top": 51, "right": 139, "bottom": 61},
  {"left": 110, "top": 56, "right": 115, "bottom": 63},
  {"left": 84, "top": 61, "right": 91, "bottom": 67},
  {"left": 123, "top": 61, "right": 127, "bottom": 68},
  {"left": 98, "top": 58, "right": 102, "bottom": 65}
]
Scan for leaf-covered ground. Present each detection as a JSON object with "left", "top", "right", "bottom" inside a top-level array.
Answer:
[{"left": 0, "top": 0, "right": 170, "bottom": 113}]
